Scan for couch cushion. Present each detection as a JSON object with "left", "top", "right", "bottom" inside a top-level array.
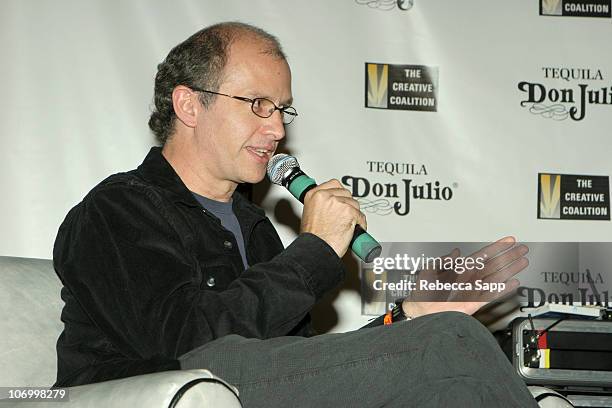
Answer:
[{"left": 0, "top": 256, "right": 63, "bottom": 387}]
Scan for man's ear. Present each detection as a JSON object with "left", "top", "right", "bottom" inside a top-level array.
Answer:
[{"left": 172, "top": 85, "right": 199, "bottom": 128}]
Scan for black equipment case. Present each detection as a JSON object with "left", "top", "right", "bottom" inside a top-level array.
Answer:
[{"left": 509, "top": 317, "right": 612, "bottom": 407}]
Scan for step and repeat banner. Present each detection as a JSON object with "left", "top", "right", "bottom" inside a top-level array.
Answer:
[{"left": 1, "top": 0, "right": 610, "bottom": 331}]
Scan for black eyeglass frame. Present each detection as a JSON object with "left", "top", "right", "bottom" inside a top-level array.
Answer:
[{"left": 188, "top": 86, "right": 298, "bottom": 125}]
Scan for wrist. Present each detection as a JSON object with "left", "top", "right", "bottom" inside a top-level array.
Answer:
[
  {"left": 401, "top": 299, "right": 426, "bottom": 320},
  {"left": 384, "top": 300, "right": 412, "bottom": 325}
]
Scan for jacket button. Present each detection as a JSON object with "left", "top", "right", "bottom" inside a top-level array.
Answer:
[
  {"left": 206, "top": 277, "right": 216, "bottom": 287},
  {"left": 223, "top": 240, "right": 233, "bottom": 249}
]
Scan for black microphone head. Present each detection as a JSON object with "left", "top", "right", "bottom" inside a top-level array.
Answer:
[{"left": 267, "top": 153, "right": 300, "bottom": 185}]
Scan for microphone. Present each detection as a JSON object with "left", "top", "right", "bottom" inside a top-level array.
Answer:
[{"left": 267, "top": 153, "right": 382, "bottom": 263}]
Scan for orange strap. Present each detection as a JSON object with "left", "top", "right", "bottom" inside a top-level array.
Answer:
[{"left": 384, "top": 311, "right": 393, "bottom": 325}]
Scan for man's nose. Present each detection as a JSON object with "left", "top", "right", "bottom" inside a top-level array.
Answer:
[{"left": 266, "top": 110, "right": 286, "bottom": 141}]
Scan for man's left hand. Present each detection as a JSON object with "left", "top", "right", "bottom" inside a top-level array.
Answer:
[{"left": 401, "top": 236, "right": 529, "bottom": 318}]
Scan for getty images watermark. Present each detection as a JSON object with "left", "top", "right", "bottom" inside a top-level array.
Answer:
[
  {"left": 371, "top": 252, "right": 506, "bottom": 293},
  {"left": 359, "top": 242, "right": 612, "bottom": 315}
]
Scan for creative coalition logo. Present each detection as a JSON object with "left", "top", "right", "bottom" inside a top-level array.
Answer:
[
  {"left": 341, "top": 161, "right": 456, "bottom": 216},
  {"left": 366, "top": 63, "right": 438, "bottom": 112},
  {"left": 538, "top": 173, "right": 610, "bottom": 220},
  {"left": 518, "top": 67, "right": 612, "bottom": 121},
  {"left": 540, "top": 0, "right": 611, "bottom": 18},
  {"left": 354, "top": 0, "right": 414, "bottom": 11}
]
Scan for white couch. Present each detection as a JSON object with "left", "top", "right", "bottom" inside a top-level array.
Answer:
[{"left": 0, "top": 256, "right": 242, "bottom": 408}]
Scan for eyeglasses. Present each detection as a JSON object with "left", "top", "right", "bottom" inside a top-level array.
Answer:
[{"left": 189, "top": 86, "right": 298, "bottom": 125}]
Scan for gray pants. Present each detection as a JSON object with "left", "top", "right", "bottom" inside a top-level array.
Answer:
[{"left": 179, "top": 312, "right": 537, "bottom": 407}]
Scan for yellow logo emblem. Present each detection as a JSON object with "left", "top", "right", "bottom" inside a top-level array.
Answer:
[
  {"left": 366, "top": 64, "right": 388, "bottom": 108},
  {"left": 539, "top": 174, "right": 561, "bottom": 218}
]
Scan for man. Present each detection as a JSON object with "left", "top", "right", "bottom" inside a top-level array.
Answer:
[{"left": 53, "top": 22, "right": 537, "bottom": 406}]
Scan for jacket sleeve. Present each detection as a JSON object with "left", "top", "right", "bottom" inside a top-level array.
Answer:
[
  {"left": 360, "top": 315, "right": 386, "bottom": 329},
  {"left": 54, "top": 184, "right": 345, "bottom": 364}
]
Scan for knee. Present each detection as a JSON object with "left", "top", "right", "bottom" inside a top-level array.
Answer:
[
  {"left": 421, "top": 310, "right": 476, "bottom": 326},
  {"left": 421, "top": 311, "right": 492, "bottom": 341}
]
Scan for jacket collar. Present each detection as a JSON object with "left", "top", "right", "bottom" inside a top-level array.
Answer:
[{"left": 136, "top": 147, "right": 266, "bottom": 221}]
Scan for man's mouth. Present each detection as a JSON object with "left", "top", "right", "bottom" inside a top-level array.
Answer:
[{"left": 246, "top": 147, "right": 274, "bottom": 159}]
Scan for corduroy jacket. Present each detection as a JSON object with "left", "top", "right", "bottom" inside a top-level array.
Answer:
[{"left": 53, "top": 147, "right": 346, "bottom": 387}]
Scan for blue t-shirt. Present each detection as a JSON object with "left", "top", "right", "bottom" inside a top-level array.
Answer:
[{"left": 191, "top": 192, "right": 248, "bottom": 270}]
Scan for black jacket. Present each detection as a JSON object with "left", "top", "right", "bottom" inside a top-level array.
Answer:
[{"left": 53, "top": 147, "right": 346, "bottom": 386}]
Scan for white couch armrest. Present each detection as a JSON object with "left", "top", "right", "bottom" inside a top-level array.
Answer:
[{"left": 3, "top": 369, "right": 241, "bottom": 408}]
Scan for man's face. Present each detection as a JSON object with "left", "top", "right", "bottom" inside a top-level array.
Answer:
[{"left": 193, "top": 37, "right": 292, "bottom": 185}]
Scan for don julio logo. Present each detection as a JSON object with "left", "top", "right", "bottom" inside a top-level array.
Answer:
[
  {"left": 355, "top": 0, "right": 414, "bottom": 11},
  {"left": 342, "top": 161, "right": 455, "bottom": 216},
  {"left": 518, "top": 67, "right": 612, "bottom": 121},
  {"left": 366, "top": 63, "right": 438, "bottom": 112},
  {"left": 538, "top": 173, "right": 610, "bottom": 220}
]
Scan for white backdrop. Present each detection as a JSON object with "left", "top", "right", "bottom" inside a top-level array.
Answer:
[{"left": 2, "top": 0, "right": 611, "bottom": 331}]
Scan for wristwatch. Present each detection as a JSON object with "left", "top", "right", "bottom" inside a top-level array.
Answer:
[{"left": 384, "top": 300, "right": 412, "bottom": 325}]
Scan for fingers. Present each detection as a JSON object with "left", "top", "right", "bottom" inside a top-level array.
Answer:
[
  {"left": 303, "top": 180, "right": 354, "bottom": 203},
  {"left": 357, "top": 210, "right": 367, "bottom": 230},
  {"left": 303, "top": 187, "right": 352, "bottom": 203},
  {"left": 481, "top": 244, "right": 529, "bottom": 279},
  {"left": 469, "top": 236, "right": 516, "bottom": 262},
  {"left": 460, "top": 242, "right": 528, "bottom": 302},
  {"left": 474, "top": 253, "right": 527, "bottom": 304},
  {"left": 316, "top": 179, "right": 345, "bottom": 190},
  {"left": 304, "top": 180, "right": 368, "bottom": 230},
  {"left": 481, "top": 256, "right": 529, "bottom": 288},
  {"left": 334, "top": 195, "right": 361, "bottom": 210},
  {"left": 442, "top": 248, "right": 461, "bottom": 262},
  {"left": 335, "top": 197, "right": 367, "bottom": 230},
  {"left": 466, "top": 243, "right": 528, "bottom": 301},
  {"left": 463, "top": 237, "right": 528, "bottom": 281}
]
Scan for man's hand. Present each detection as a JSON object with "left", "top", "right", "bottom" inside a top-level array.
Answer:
[
  {"left": 301, "top": 179, "right": 367, "bottom": 258},
  {"left": 402, "top": 236, "right": 529, "bottom": 318}
]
